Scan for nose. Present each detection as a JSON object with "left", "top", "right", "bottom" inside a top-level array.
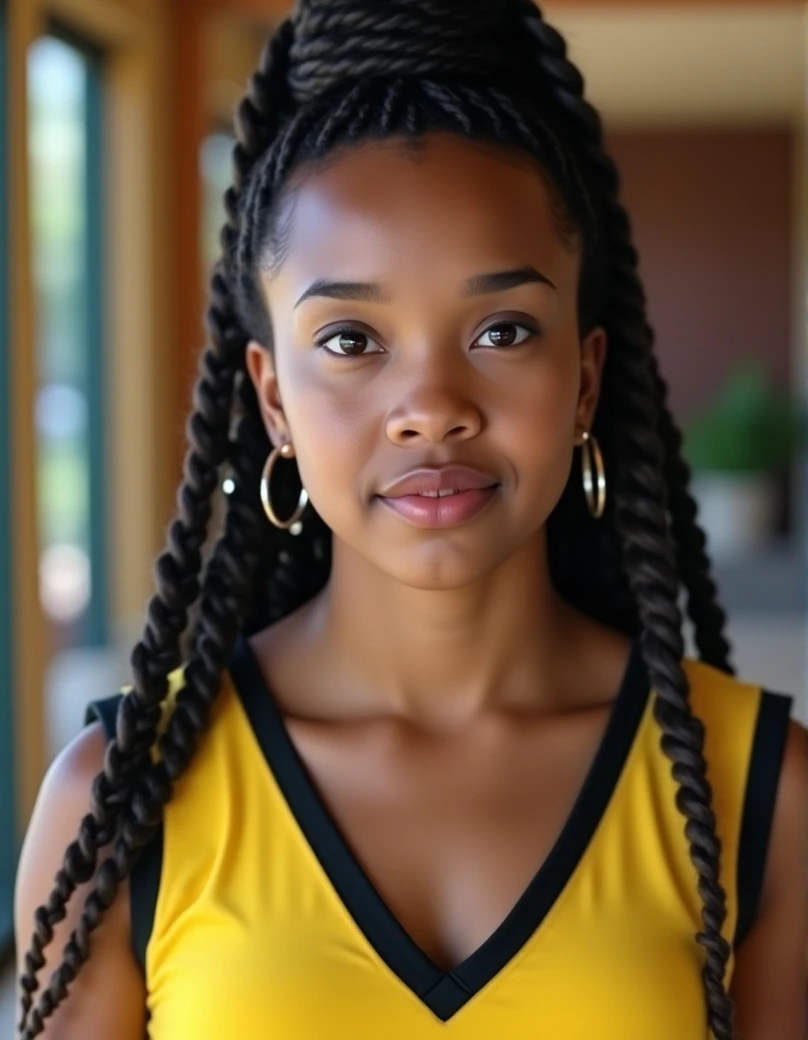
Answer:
[{"left": 384, "top": 368, "right": 483, "bottom": 446}]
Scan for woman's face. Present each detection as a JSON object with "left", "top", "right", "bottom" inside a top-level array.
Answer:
[{"left": 246, "top": 132, "right": 606, "bottom": 590}]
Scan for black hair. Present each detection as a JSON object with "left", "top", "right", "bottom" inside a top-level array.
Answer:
[{"left": 18, "top": 2, "right": 736, "bottom": 1037}]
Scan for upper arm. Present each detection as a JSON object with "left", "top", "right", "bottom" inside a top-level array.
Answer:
[
  {"left": 14, "top": 723, "right": 146, "bottom": 1039},
  {"left": 730, "top": 717, "right": 808, "bottom": 1040}
]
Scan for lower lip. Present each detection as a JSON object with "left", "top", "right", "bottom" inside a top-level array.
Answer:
[{"left": 377, "top": 486, "right": 499, "bottom": 528}]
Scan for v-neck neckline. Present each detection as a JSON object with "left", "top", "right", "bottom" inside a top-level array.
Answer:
[{"left": 227, "top": 631, "right": 651, "bottom": 1022}]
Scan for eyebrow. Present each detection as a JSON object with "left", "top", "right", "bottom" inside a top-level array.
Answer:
[{"left": 293, "top": 265, "right": 557, "bottom": 308}]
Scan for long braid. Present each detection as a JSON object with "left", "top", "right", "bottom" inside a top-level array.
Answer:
[
  {"left": 20, "top": 397, "right": 267, "bottom": 1038},
  {"left": 17, "top": 240, "right": 239, "bottom": 1039},
  {"left": 17, "top": 285, "right": 228, "bottom": 1032},
  {"left": 654, "top": 369, "right": 734, "bottom": 670},
  {"left": 17, "top": 24, "right": 297, "bottom": 1038},
  {"left": 19, "top": 4, "right": 739, "bottom": 1036},
  {"left": 515, "top": 2, "right": 732, "bottom": 673},
  {"left": 517, "top": 8, "right": 734, "bottom": 1033}
]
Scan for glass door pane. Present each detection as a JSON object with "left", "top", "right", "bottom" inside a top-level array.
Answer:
[
  {"left": 0, "top": 0, "right": 15, "bottom": 952},
  {"left": 27, "top": 32, "right": 107, "bottom": 656}
]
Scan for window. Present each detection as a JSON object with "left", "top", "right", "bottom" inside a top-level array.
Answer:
[
  {"left": 0, "top": 0, "right": 15, "bottom": 951},
  {"left": 27, "top": 29, "right": 107, "bottom": 653},
  {"left": 201, "top": 131, "right": 234, "bottom": 279}
]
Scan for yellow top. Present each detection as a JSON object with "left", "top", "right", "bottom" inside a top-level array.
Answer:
[{"left": 88, "top": 634, "right": 792, "bottom": 1040}]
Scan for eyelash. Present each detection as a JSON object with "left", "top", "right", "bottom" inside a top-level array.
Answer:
[{"left": 315, "top": 320, "right": 540, "bottom": 358}]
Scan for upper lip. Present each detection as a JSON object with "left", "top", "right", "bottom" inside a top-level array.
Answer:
[{"left": 378, "top": 465, "right": 500, "bottom": 498}]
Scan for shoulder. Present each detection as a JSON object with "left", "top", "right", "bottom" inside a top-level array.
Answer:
[
  {"left": 680, "top": 656, "right": 797, "bottom": 783},
  {"left": 679, "top": 656, "right": 774, "bottom": 772},
  {"left": 681, "top": 655, "right": 764, "bottom": 713},
  {"left": 764, "top": 715, "right": 807, "bottom": 903},
  {"left": 741, "top": 707, "right": 806, "bottom": 922},
  {"left": 679, "top": 653, "right": 797, "bottom": 813},
  {"left": 680, "top": 656, "right": 795, "bottom": 766},
  {"left": 23, "top": 720, "right": 109, "bottom": 838},
  {"left": 675, "top": 655, "right": 800, "bottom": 940},
  {"left": 84, "top": 664, "right": 191, "bottom": 748},
  {"left": 15, "top": 720, "right": 109, "bottom": 923},
  {"left": 15, "top": 722, "right": 109, "bottom": 978},
  {"left": 15, "top": 723, "right": 147, "bottom": 1037},
  {"left": 779, "top": 713, "right": 808, "bottom": 800},
  {"left": 729, "top": 715, "right": 807, "bottom": 1031}
]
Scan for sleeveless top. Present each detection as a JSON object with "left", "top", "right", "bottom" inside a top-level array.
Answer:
[{"left": 85, "top": 633, "right": 793, "bottom": 1039}]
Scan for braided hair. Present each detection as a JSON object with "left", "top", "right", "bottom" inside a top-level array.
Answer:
[{"left": 18, "top": 2, "right": 738, "bottom": 1037}]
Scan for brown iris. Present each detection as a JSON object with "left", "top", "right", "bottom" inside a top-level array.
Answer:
[
  {"left": 487, "top": 323, "right": 518, "bottom": 346},
  {"left": 339, "top": 331, "right": 369, "bottom": 355}
]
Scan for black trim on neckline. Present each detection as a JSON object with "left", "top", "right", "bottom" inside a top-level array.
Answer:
[
  {"left": 228, "top": 632, "right": 651, "bottom": 1021},
  {"left": 734, "top": 688, "right": 793, "bottom": 949}
]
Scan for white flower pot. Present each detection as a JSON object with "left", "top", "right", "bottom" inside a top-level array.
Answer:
[{"left": 689, "top": 472, "right": 778, "bottom": 561}]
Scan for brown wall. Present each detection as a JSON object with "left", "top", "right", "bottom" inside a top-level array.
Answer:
[{"left": 606, "top": 127, "right": 794, "bottom": 420}]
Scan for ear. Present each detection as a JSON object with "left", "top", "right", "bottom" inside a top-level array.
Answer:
[
  {"left": 245, "top": 341, "right": 291, "bottom": 448},
  {"left": 575, "top": 325, "right": 608, "bottom": 443}
]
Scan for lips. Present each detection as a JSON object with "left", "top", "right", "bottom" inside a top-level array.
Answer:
[
  {"left": 375, "top": 466, "right": 501, "bottom": 529},
  {"left": 377, "top": 466, "right": 499, "bottom": 500}
]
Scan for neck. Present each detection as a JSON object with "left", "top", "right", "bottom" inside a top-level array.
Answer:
[{"left": 301, "top": 530, "right": 580, "bottom": 727}]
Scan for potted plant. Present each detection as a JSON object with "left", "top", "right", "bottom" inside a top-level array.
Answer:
[{"left": 682, "top": 360, "right": 804, "bottom": 560}]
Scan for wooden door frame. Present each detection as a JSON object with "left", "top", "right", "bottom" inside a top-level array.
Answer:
[{"left": 9, "top": 0, "right": 175, "bottom": 830}]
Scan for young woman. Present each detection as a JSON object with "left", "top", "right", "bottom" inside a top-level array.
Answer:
[{"left": 14, "top": 1, "right": 807, "bottom": 1037}]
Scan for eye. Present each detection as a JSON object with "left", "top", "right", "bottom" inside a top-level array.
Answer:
[
  {"left": 474, "top": 321, "right": 536, "bottom": 349},
  {"left": 316, "top": 325, "right": 385, "bottom": 358}
]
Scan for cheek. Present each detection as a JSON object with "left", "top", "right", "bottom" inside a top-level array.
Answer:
[
  {"left": 274, "top": 360, "right": 377, "bottom": 514},
  {"left": 493, "top": 346, "right": 580, "bottom": 477}
]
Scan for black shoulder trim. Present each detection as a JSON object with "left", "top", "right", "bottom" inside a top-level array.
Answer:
[
  {"left": 129, "top": 825, "right": 163, "bottom": 975},
  {"left": 84, "top": 693, "right": 123, "bottom": 740},
  {"left": 84, "top": 692, "right": 163, "bottom": 977},
  {"left": 735, "top": 688, "right": 793, "bottom": 948}
]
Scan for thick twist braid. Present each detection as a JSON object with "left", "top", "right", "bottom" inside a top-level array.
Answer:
[
  {"left": 652, "top": 365, "right": 734, "bottom": 670},
  {"left": 602, "top": 260, "right": 734, "bottom": 1038},
  {"left": 288, "top": 0, "right": 514, "bottom": 105},
  {"left": 17, "top": 24, "right": 298, "bottom": 1039},
  {"left": 519, "top": 3, "right": 732, "bottom": 673},
  {"left": 516, "top": 8, "right": 734, "bottom": 1033},
  {"left": 20, "top": 393, "right": 268, "bottom": 1038}
]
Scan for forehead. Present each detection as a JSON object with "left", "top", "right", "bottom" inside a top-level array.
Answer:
[{"left": 265, "top": 133, "right": 580, "bottom": 294}]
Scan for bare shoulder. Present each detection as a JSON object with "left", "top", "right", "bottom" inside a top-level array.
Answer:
[
  {"left": 761, "top": 715, "right": 808, "bottom": 904},
  {"left": 14, "top": 723, "right": 146, "bottom": 1039},
  {"left": 765, "top": 717, "right": 808, "bottom": 910},
  {"left": 729, "top": 717, "right": 808, "bottom": 1039},
  {"left": 773, "top": 716, "right": 808, "bottom": 829}
]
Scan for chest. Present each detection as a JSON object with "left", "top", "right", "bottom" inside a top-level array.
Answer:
[
  {"left": 149, "top": 649, "right": 722, "bottom": 1034},
  {"left": 284, "top": 705, "right": 612, "bottom": 970}
]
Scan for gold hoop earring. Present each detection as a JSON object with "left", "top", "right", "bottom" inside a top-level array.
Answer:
[
  {"left": 580, "top": 430, "right": 606, "bottom": 519},
  {"left": 260, "top": 442, "right": 309, "bottom": 533}
]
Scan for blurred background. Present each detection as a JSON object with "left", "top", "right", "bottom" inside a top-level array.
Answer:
[{"left": 0, "top": 0, "right": 806, "bottom": 1026}]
